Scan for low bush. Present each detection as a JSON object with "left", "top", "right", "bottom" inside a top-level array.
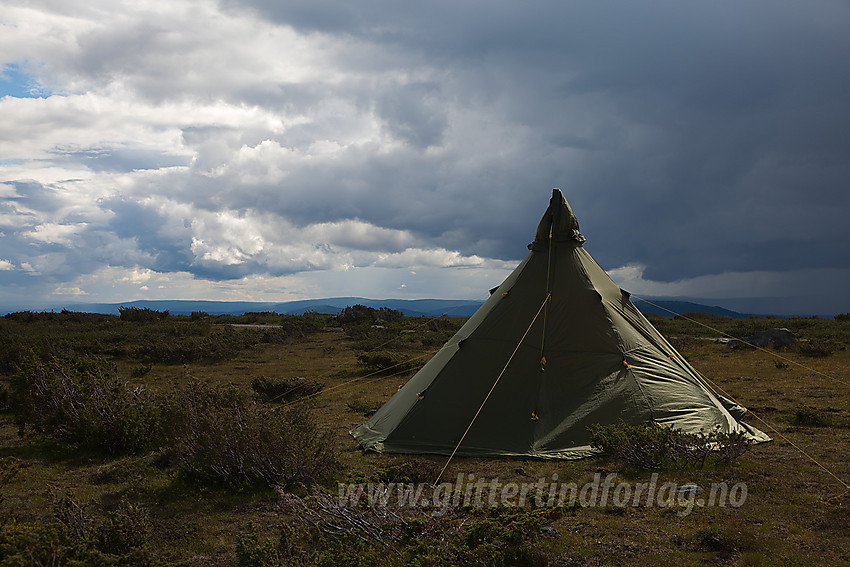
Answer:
[
  {"left": 93, "top": 499, "right": 153, "bottom": 556},
  {"left": 357, "top": 351, "right": 420, "bottom": 375},
  {"left": 119, "top": 306, "right": 170, "bottom": 322},
  {"left": 348, "top": 327, "right": 403, "bottom": 351},
  {"left": 336, "top": 305, "right": 404, "bottom": 325},
  {"left": 132, "top": 363, "right": 153, "bottom": 377},
  {"left": 252, "top": 376, "right": 324, "bottom": 403},
  {"left": 235, "top": 530, "right": 286, "bottom": 567},
  {"left": 129, "top": 327, "right": 252, "bottom": 363},
  {"left": 250, "top": 494, "right": 550, "bottom": 567},
  {"left": 0, "top": 342, "right": 26, "bottom": 376},
  {"left": 0, "top": 491, "right": 153, "bottom": 566},
  {"left": 375, "top": 458, "right": 443, "bottom": 484},
  {"left": 10, "top": 354, "right": 163, "bottom": 454},
  {"left": 346, "top": 399, "right": 383, "bottom": 415},
  {"left": 0, "top": 457, "right": 20, "bottom": 517},
  {"left": 165, "top": 381, "right": 339, "bottom": 488},
  {"left": 797, "top": 339, "right": 839, "bottom": 357},
  {"left": 790, "top": 406, "right": 830, "bottom": 427},
  {"left": 588, "top": 421, "right": 751, "bottom": 469}
]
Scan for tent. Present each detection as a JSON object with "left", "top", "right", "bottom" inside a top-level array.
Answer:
[{"left": 351, "top": 190, "right": 769, "bottom": 459}]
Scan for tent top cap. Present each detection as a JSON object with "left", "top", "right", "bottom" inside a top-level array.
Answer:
[{"left": 529, "top": 188, "right": 585, "bottom": 250}]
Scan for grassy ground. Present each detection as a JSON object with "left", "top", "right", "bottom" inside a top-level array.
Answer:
[{"left": 1, "top": 311, "right": 849, "bottom": 565}]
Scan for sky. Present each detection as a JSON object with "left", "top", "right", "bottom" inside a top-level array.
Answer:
[{"left": 1, "top": 1, "right": 848, "bottom": 316}]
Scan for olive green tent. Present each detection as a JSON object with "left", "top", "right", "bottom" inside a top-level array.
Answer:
[{"left": 351, "top": 190, "right": 769, "bottom": 459}]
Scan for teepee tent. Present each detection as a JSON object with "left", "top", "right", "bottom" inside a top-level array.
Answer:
[{"left": 351, "top": 190, "right": 769, "bottom": 459}]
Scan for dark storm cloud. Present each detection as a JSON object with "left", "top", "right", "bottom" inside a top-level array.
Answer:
[
  {"left": 3, "top": 0, "right": 849, "bottom": 312},
  {"left": 3, "top": 181, "right": 67, "bottom": 216},
  {"left": 101, "top": 196, "right": 195, "bottom": 273},
  {"left": 213, "top": 0, "right": 850, "bottom": 281},
  {"left": 61, "top": 148, "right": 192, "bottom": 173},
  {"left": 376, "top": 82, "right": 447, "bottom": 149}
]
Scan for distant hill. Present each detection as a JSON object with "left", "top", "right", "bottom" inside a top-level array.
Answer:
[
  {"left": 628, "top": 299, "right": 749, "bottom": 319},
  {"left": 4, "top": 296, "right": 749, "bottom": 319},
  {"left": 49, "top": 297, "right": 483, "bottom": 317}
]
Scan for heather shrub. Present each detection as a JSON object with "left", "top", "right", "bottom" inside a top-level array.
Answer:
[
  {"left": 93, "top": 499, "right": 153, "bottom": 556},
  {"left": 251, "top": 376, "right": 324, "bottom": 403},
  {"left": 790, "top": 406, "right": 830, "bottom": 427},
  {"left": 588, "top": 422, "right": 751, "bottom": 469},
  {"left": 248, "top": 495, "right": 550, "bottom": 567},
  {"left": 118, "top": 306, "right": 170, "bottom": 322},
  {"left": 0, "top": 383, "right": 8, "bottom": 412},
  {"left": 346, "top": 399, "right": 383, "bottom": 415},
  {"left": 357, "top": 351, "right": 420, "bottom": 375},
  {"left": 10, "top": 354, "right": 163, "bottom": 454},
  {"left": 0, "top": 491, "right": 153, "bottom": 566},
  {"left": 797, "top": 338, "right": 839, "bottom": 357},
  {"left": 165, "top": 381, "right": 339, "bottom": 487},
  {"left": 129, "top": 326, "right": 251, "bottom": 363},
  {"left": 336, "top": 304, "right": 403, "bottom": 325}
]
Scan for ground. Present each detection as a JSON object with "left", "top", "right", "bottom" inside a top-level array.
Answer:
[{"left": 0, "top": 311, "right": 848, "bottom": 565}]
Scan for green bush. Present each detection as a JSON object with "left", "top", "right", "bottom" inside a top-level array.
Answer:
[
  {"left": 94, "top": 500, "right": 153, "bottom": 556},
  {"left": 132, "top": 363, "right": 153, "bottom": 377},
  {"left": 797, "top": 339, "right": 838, "bottom": 357},
  {"left": 245, "top": 498, "right": 548, "bottom": 567},
  {"left": 0, "top": 341, "right": 26, "bottom": 376},
  {"left": 375, "top": 458, "right": 443, "bottom": 484},
  {"left": 0, "top": 457, "right": 20, "bottom": 517},
  {"left": 790, "top": 406, "right": 830, "bottom": 427},
  {"left": 235, "top": 530, "right": 283, "bottom": 567},
  {"left": 357, "top": 351, "right": 420, "bottom": 375},
  {"left": 0, "top": 491, "right": 153, "bottom": 566},
  {"left": 129, "top": 326, "right": 250, "bottom": 363},
  {"left": 118, "top": 306, "right": 170, "bottom": 322},
  {"left": 0, "top": 383, "right": 8, "bottom": 412},
  {"left": 456, "top": 507, "right": 545, "bottom": 567},
  {"left": 336, "top": 305, "right": 403, "bottom": 325},
  {"left": 346, "top": 399, "right": 383, "bottom": 415},
  {"left": 252, "top": 376, "right": 324, "bottom": 403},
  {"left": 10, "top": 354, "right": 163, "bottom": 454},
  {"left": 165, "top": 381, "right": 339, "bottom": 488},
  {"left": 588, "top": 421, "right": 751, "bottom": 469}
]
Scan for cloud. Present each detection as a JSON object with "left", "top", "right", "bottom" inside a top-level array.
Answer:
[
  {"left": 608, "top": 263, "right": 848, "bottom": 300},
  {"left": 0, "top": 0, "right": 848, "bottom": 314},
  {"left": 23, "top": 222, "right": 88, "bottom": 246},
  {"left": 53, "top": 286, "right": 88, "bottom": 296}
]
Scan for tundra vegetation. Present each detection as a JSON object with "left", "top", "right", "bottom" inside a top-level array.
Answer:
[{"left": 0, "top": 307, "right": 849, "bottom": 565}]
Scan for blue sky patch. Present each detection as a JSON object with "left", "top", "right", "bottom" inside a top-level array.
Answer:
[{"left": 0, "top": 63, "right": 49, "bottom": 98}]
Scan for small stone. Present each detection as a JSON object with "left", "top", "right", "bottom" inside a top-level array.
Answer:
[
  {"left": 541, "top": 526, "right": 561, "bottom": 539},
  {"left": 676, "top": 484, "right": 704, "bottom": 496}
]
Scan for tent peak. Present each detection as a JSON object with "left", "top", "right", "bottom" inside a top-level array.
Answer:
[{"left": 530, "top": 188, "right": 585, "bottom": 251}]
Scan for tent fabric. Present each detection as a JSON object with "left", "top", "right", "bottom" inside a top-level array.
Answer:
[{"left": 351, "top": 189, "right": 770, "bottom": 459}]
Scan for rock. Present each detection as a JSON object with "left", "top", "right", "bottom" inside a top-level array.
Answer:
[
  {"left": 744, "top": 328, "right": 797, "bottom": 349},
  {"left": 676, "top": 484, "right": 704, "bottom": 497},
  {"left": 541, "top": 526, "right": 562, "bottom": 539},
  {"left": 512, "top": 466, "right": 527, "bottom": 476}
]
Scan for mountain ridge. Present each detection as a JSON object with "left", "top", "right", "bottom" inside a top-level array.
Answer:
[{"left": 1, "top": 297, "right": 751, "bottom": 319}]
